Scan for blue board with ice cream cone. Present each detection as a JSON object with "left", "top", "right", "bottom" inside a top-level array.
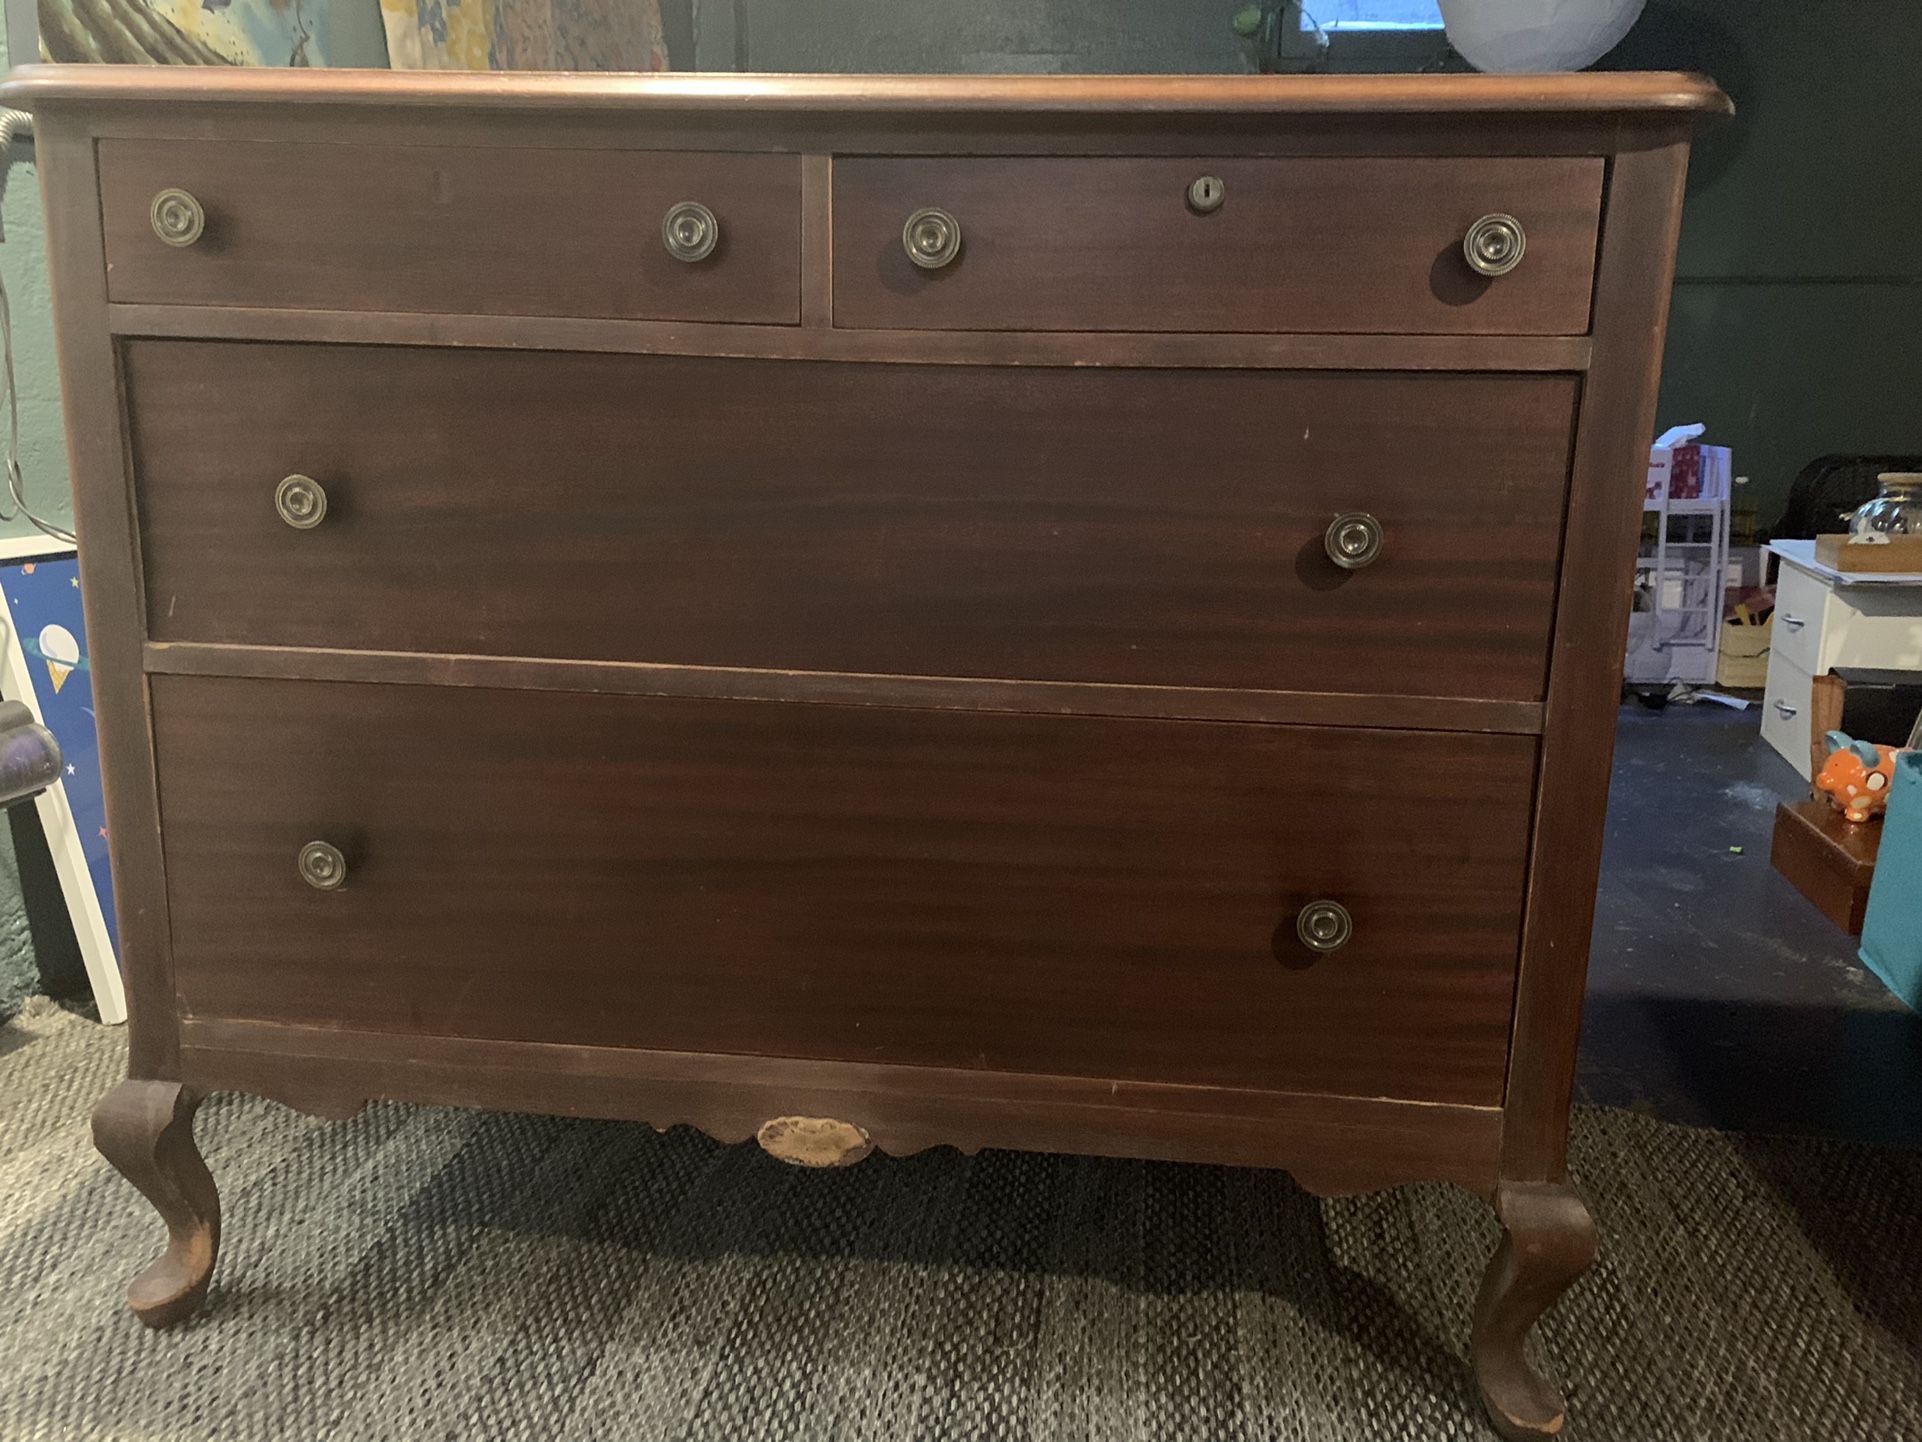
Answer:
[
  {"left": 0, "top": 546, "right": 124, "bottom": 1022},
  {"left": 5, "top": 554, "right": 114, "bottom": 953}
]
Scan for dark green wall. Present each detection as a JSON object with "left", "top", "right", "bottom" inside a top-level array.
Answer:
[
  {"left": 703, "top": 0, "right": 1921, "bottom": 527},
  {"left": 1605, "top": 1, "right": 1922, "bottom": 527}
]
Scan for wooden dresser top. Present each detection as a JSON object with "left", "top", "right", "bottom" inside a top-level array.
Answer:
[{"left": 2, "top": 64, "right": 1730, "bottom": 119}]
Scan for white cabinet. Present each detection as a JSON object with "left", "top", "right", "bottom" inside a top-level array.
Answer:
[{"left": 1763, "top": 541, "right": 1922, "bottom": 778}]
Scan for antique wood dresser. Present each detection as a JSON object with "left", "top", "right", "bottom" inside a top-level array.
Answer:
[{"left": 6, "top": 64, "right": 1725, "bottom": 1439}]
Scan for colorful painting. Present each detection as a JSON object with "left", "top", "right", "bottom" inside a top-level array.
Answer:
[
  {"left": 36, "top": 0, "right": 391, "bottom": 67},
  {"left": 380, "top": 0, "right": 666, "bottom": 71},
  {"left": 5, "top": 554, "right": 115, "bottom": 955}
]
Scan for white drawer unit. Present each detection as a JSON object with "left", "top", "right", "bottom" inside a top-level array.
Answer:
[{"left": 1763, "top": 541, "right": 1922, "bottom": 777}]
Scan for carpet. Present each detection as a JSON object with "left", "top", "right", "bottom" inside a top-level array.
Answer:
[{"left": 3, "top": 999, "right": 1919, "bottom": 1442}]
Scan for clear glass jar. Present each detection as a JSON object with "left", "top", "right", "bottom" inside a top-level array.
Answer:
[{"left": 1849, "top": 473, "right": 1922, "bottom": 540}]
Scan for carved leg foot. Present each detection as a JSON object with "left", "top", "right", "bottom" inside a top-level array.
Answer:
[
  {"left": 1472, "top": 1180, "right": 1597, "bottom": 1441},
  {"left": 91, "top": 1081, "right": 221, "bottom": 1328}
]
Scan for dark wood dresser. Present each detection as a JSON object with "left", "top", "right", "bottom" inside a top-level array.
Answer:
[{"left": 6, "top": 65, "right": 1725, "bottom": 1439}]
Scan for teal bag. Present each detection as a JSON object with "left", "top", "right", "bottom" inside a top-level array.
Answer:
[{"left": 1861, "top": 749, "right": 1922, "bottom": 1011}]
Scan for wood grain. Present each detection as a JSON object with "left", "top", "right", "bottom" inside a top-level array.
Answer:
[
  {"left": 152, "top": 676, "right": 1537, "bottom": 1107},
  {"left": 177, "top": 1017, "right": 1508, "bottom": 1196},
  {"left": 127, "top": 342, "right": 1579, "bottom": 703},
  {"left": 834, "top": 156, "right": 1604, "bottom": 335},
  {"left": 100, "top": 140, "right": 802, "bottom": 323}
]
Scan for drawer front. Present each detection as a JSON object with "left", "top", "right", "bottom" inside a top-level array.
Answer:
[
  {"left": 1763, "top": 650, "right": 1816, "bottom": 780},
  {"left": 130, "top": 342, "right": 1577, "bottom": 703},
  {"left": 833, "top": 156, "right": 1603, "bottom": 334},
  {"left": 154, "top": 677, "right": 1534, "bottom": 1106},
  {"left": 1770, "top": 565, "right": 1828, "bottom": 674},
  {"left": 1821, "top": 588, "right": 1922, "bottom": 672},
  {"left": 101, "top": 140, "right": 802, "bottom": 323}
]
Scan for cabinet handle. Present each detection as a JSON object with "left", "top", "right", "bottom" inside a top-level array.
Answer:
[
  {"left": 150, "top": 188, "right": 205, "bottom": 248},
  {"left": 903, "top": 208, "right": 962, "bottom": 270},
  {"left": 1774, "top": 700, "right": 1798, "bottom": 719},
  {"left": 274, "top": 474, "right": 328, "bottom": 530},
  {"left": 1325, "top": 512, "right": 1384, "bottom": 570},
  {"left": 1463, "top": 213, "right": 1526, "bottom": 277},
  {"left": 661, "top": 200, "right": 719, "bottom": 263},
  {"left": 298, "top": 840, "right": 347, "bottom": 891},
  {"left": 1779, "top": 613, "right": 1806, "bottom": 630},
  {"left": 1296, "top": 899, "right": 1353, "bottom": 954}
]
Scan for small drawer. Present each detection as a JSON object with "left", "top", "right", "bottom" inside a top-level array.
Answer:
[
  {"left": 833, "top": 155, "right": 1604, "bottom": 334},
  {"left": 127, "top": 341, "right": 1579, "bottom": 704},
  {"left": 155, "top": 677, "right": 1536, "bottom": 1106},
  {"left": 100, "top": 140, "right": 802, "bottom": 323},
  {"left": 1762, "top": 650, "right": 1816, "bottom": 780},
  {"left": 1770, "top": 564, "right": 1829, "bottom": 674}
]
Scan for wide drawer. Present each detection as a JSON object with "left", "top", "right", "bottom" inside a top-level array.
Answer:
[
  {"left": 154, "top": 677, "right": 1534, "bottom": 1106},
  {"left": 832, "top": 155, "right": 1604, "bottom": 334},
  {"left": 100, "top": 140, "right": 802, "bottom": 323},
  {"left": 128, "top": 341, "right": 1578, "bottom": 703}
]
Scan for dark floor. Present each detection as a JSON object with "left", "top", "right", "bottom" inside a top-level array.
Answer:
[{"left": 1580, "top": 699, "right": 1922, "bottom": 1147}]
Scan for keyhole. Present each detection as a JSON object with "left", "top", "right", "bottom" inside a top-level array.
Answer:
[{"left": 1187, "top": 175, "right": 1225, "bottom": 215}]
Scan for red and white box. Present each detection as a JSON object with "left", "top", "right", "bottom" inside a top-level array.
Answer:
[{"left": 1647, "top": 424, "right": 1732, "bottom": 504}]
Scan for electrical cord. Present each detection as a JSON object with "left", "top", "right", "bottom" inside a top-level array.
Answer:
[{"left": 0, "top": 107, "right": 80, "bottom": 547}]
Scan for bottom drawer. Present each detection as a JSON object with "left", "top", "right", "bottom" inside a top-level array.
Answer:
[
  {"left": 152, "top": 677, "right": 1536, "bottom": 1107},
  {"left": 1763, "top": 651, "right": 1816, "bottom": 780}
]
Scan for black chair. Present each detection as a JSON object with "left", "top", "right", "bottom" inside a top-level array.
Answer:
[{"left": 1775, "top": 454, "right": 1922, "bottom": 538}]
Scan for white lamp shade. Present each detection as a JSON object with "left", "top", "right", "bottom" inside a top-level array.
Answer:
[{"left": 1439, "top": 0, "right": 1648, "bottom": 72}]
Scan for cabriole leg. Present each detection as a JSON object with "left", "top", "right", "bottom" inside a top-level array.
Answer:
[
  {"left": 91, "top": 1080, "right": 221, "bottom": 1328},
  {"left": 1472, "top": 1180, "right": 1597, "bottom": 1441}
]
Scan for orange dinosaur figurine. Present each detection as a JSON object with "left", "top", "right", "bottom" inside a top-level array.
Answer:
[{"left": 1815, "top": 730, "right": 1902, "bottom": 823}]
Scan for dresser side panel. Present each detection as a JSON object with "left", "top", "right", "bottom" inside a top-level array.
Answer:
[
  {"left": 34, "top": 117, "right": 179, "bottom": 1074},
  {"left": 1502, "top": 131, "right": 1696, "bottom": 1180}
]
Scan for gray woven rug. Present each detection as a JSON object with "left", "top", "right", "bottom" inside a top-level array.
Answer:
[{"left": 3, "top": 1000, "right": 1919, "bottom": 1442}]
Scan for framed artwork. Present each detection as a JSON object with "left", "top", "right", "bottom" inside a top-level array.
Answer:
[
  {"left": 17, "top": 0, "right": 390, "bottom": 67},
  {"left": 0, "top": 538, "right": 124, "bottom": 1024}
]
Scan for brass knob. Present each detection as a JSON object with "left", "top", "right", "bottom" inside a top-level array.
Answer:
[
  {"left": 662, "top": 200, "right": 719, "bottom": 263},
  {"left": 1296, "top": 900, "right": 1352, "bottom": 954},
  {"left": 1187, "top": 175, "right": 1226, "bottom": 214},
  {"left": 275, "top": 474, "right": 328, "bottom": 530},
  {"left": 150, "top": 188, "right": 205, "bottom": 248},
  {"left": 1464, "top": 213, "right": 1526, "bottom": 277},
  {"left": 298, "top": 840, "right": 347, "bottom": 891},
  {"left": 903, "top": 208, "right": 962, "bottom": 270},
  {"left": 1325, "top": 512, "right": 1383, "bottom": 570}
]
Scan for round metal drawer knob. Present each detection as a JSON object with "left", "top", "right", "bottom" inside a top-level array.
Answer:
[
  {"left": 1187, "top": 174, "right": 1226, "bottom": 214},
  {"left": 275, "top": 474, "right": 328, "bottom": 530},
  {"left": 903, "top": 207, "right": 962, "bottom": 270},
  {"left": 1464, "top": 213, "right": 1526, "bottom": 277},
  {"left": 661, "top": 200, "right": 719, "bottom": 263},
  {"left": 1325, "top": 511, "right": 1384, "bottom": 570},
  {"left": 1296, "top": 900, "right": 1353, "bottom": 954},
  {"left": 298, "top": 840, "right": 347, "bottom": 891},
  {"left": 150, "top": 187, "right": 206, "bottom": 248}
]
